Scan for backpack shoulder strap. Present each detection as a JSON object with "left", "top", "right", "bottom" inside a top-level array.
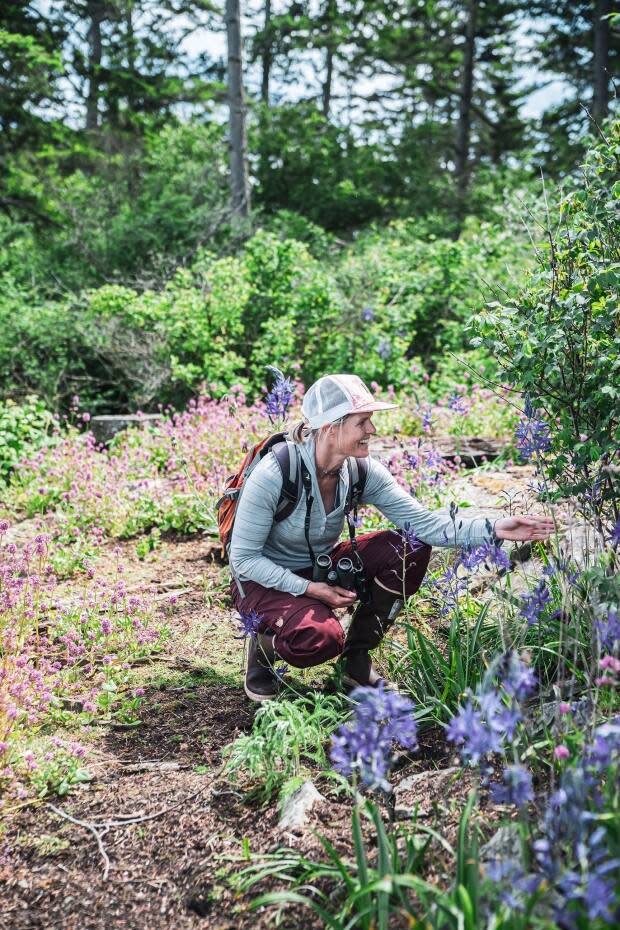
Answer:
[
  {"left": 271, "top": 439, "right": 303, "bottom": 522},
  {"left": 346, "top": 456, "right": 369, "bottom": 514}
]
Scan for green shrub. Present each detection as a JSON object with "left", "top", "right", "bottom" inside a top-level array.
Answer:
[
  {"left": 0, "top": 209, "right": 533, "bottom": 410},
  {"left": 0, "top": 396, "right": 55, "bottom": 480},
  {"left": 471, "top": 120, "right": 620, "bottom": 525}
]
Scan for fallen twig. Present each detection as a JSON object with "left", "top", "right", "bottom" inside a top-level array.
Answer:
[
  {"left": 45, "top": 760, "right": 228, "bottom": 877},
  {"left": 47, "top": 803, "right": 111, "bottom": 880}
]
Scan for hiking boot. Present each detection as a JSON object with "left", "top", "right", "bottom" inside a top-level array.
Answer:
[
  {"left": 244, "top": 632, "right": 279, "bottom": 702},
  {"left": 341, "top": 580, "right": 403, "bottom": 690}
]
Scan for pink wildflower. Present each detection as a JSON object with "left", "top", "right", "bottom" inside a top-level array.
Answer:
[
  {"left": 600, "top": 655, "right": 620, "bottom": 673},
  {"left": 554, "top": 744, "right": 570, "bottom": 760}
]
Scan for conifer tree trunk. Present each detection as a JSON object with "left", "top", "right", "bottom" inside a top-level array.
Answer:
[
  {"left": 226, "top": 0, "right": 251, "bottom": 217},
  {"left": 593, "top": 0, "right": 611, "bottom": 122},
  {"left": 322, "top": 0, "right": 336, "bottom": 117},
  {"left": 454, "top": 0, "right": 478, "bottom": 225},
  {"left": 261, "top": 0, "right": 272, "bottom": 104},
  {"left": 86, "top": 0, "right": 104, "bottom": 130}
]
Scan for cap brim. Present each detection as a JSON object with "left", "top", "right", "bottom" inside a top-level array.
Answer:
[{"left": 353, "top": 401, "right": 399, "bottom": 413}]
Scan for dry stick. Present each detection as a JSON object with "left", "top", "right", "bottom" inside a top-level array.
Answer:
[
  {"left": 47, "top": 803, "right": 111, "bottom": 880},
  {"left": 45, "top": 761, "right": 228, "bottom": 877}
]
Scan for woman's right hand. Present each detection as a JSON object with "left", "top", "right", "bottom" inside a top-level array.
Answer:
[{"left": 306, "top": 581, "right": 357, "bottom": 609}]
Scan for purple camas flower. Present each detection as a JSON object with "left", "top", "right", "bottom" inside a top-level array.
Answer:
[
  {"left": 515, "top": 396, "right": 552, "bottom": 462},
  {"left": 447, "top": 392, "right": 469, "bottom": 416},
  {"left": 596, "top": 609, "right": 620, "bottom": 654},
  {"left": 500, "top": 652, "right": 538, "bottom": 702},
  {"left": 330, "top": 683, "right": 417, "bottom": 790},
  {"left": 447, "top": 652, "right": 535, "bottom": 765},
  {"left": 264, "top": 367, "right": 295, "bottom": 423},
  {"left": 584, "top": 717, "right": 620, "bottom": 769},
  {"left": 404, "top": 451, "right": 419, "bottom": 470},
  {"left": 234, "top": 608, "right": 263, "bottom": 639},
  {"left": 377, "top": 338, "right": 392, "bottom": 360},
  {"left": 460, "top": 541, "right": 511, "bottom": 574},
  {"left": 361, "top": 306, "right": 374, "bottom": 322},
  {"left": 520, "top": 577, "right": 552, "bottom": 627},
  {"left": 401, "top": 522, "right": 418, "bottom": 550},
  {"left": 446, "top": 699, "right": 501, "bottom": 763},
  {"left": 610, "top": 519, "right": 620, "bottom": 547},
  {"left": 490, "top": 764, "right": 534, "bottom": 808}
]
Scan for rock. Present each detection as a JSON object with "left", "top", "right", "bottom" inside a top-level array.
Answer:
[
  {"left": 90, "top": 414, "right": 163, "bottom": 445},
  {"left": 396, "top": 766, "right": 459, "bottom": 793},
  {"left": 393, "top": 766, "right": 459, "bottom": 820},
  {"left": 278, "top": 780, "right": 325, "bottom": 831},
  {"left": 480, "top": 824, "right": 521, "bottom": 865}
]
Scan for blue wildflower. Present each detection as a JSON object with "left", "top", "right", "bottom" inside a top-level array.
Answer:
[
  {"left": 424, "top": 446, "right": 443, "bottom": 471},
  {"left": 515, "top": 396, "right": 552, "bottom": 462},
  {"left": 490, "top": 764, "right": 534, "bottom": 808},
  {"left": 401, "top": 521, "right": 418, "bottom": 550},
  {"left": 460, "top": 541, "right": 511, "bottom": 574},
  {"left": 432, "top": 564, "right": 469, "bottom": 617},
  {"left": 447, "top": 391, "right": 469, "bottom": 415},
  {"left": 596, "top": 609, "right": 620, "bottom": 654},
  {"left": 330, "top": 684, "right": 417, "bottom": 790},
  {"left": 610, "top": 519, "right": 620, "bottom": 547},
  {"left": 500, "top": 652, "right": 538, "bottom": 701},
  {"left": 543, "top": 557, "right": 580, "bottom": 585},
  {"left": 361, "top": 306, "right": 375, "bottom": 322},
  {"left": 404, "top": 450, "right": 419, "bottom": 470},
  {"left": 233, "top": 608, "right": 263, "bottom": 639},
  {"left": 446, "top": 698, "right": 502, "bottom": 764},
  {"left": 377, "top": 338, "right": 392, "bottom": 360},
  {"left": 520, "top": 577, "right": 552, "bottom": 626},
  {"left": 584, "top": 717, "right": 620, "bottom": 769},
  {"left": 264, "top": 366, "right": 295, "bottom": 423}
]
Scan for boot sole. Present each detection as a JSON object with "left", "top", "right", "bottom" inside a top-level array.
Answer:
[{"left": 244, "top": 681, "right": 277, "bottom": 702}]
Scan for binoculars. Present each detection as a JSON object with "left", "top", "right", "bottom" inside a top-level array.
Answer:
[{"left": 312, "top": 553, "right": 371, "bottom": 604}]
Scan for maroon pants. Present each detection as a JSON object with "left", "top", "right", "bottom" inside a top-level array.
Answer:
[{"left": 230, "top": 530, "right": 431, "bottom": 668}]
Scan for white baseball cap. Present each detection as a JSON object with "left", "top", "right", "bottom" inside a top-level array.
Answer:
[{"left": 301, "top": 374, "right": 398, "bottom": 429}]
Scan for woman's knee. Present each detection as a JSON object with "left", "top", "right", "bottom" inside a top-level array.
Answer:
[{"left": 274, "top": 608, "right": 344, "bottom": 669}]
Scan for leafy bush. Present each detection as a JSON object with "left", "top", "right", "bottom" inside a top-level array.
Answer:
[
  {"left": 0, "top": 396, "right": 55, "bottom": 480},
  {"left": 471, "top": 120, "right": 620, "bottom": 525}
]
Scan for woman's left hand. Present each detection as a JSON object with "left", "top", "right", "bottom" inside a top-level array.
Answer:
[{"left": 494, "top": 515, "right": 555, "bottom": 542}]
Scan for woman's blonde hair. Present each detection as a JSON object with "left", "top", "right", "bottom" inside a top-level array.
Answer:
[{"left": 288, "top": 416, "right": 346, "bottom": 444}]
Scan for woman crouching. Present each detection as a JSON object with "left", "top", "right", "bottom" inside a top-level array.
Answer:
[{"left": 229, "top": 374, "right": 553, "bottom": 701}]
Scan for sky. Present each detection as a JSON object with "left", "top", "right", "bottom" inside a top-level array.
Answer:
[{"left": 178, "top": 10, "right": 571, "bottom": 121}]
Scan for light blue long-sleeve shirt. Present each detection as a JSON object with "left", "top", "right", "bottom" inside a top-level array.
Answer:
[{"left": 229, "top": 438, "right": 497, "bottom": 597}]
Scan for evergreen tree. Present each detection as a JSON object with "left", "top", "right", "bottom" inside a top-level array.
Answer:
[{"left": 528, "top": 0, "right": 620, "bottom": 172}]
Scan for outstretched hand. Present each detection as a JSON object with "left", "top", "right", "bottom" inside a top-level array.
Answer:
[{"left": 494, "top": 515, "right": 555, "bottom": 542}]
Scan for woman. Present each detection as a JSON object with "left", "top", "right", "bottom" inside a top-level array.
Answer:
[{"left": 230, "top": 374, "right": 554, "bottom": 702}]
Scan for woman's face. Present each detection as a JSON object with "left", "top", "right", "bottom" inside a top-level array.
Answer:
[{"left": 330, "top": 413, "right": 376, "bottom": 457}]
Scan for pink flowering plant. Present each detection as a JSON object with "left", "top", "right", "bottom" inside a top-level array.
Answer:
[
  {"left": 0, "top": 523, "right": 167, "bottom": 801},
  {"left": 1, "top": 393, "right": 270, "bottom": 575}
]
